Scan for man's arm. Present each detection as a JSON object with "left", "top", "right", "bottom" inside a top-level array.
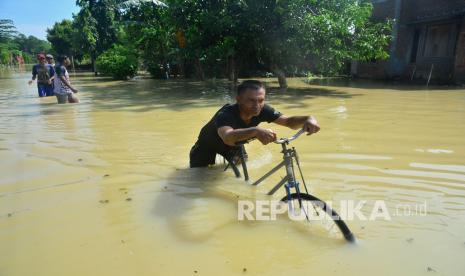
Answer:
[
  {"left": 49, "top": 66, "right": 55, "bottom": 83},
  {"left": 273, "top": 115, "right": 320, "bottom": 135},
  {"left": 28, "top": 66, "right": 37, "bottom": 85},
  {"left": 218, "top": 126, "right": 277, "bottom": 146}
]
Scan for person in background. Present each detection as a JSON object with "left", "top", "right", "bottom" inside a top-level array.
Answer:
[
  {"left": 28, "top": 53, "right": 55, "bottom": 97},
  {"left": 46, "top": 54, "right": 55, "bottom": 67},
  {"left": 46, "top": 54, "right": 55, "bottom": 93},
  {"left": 54, "top": 55, "right": 79, "bottom": 104}
]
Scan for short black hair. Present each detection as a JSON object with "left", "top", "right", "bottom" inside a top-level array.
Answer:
[
  {"left": 237, "top": 80, "right": 265, "bottom": 95},
  {"left": 57, "top": 55, "right": 68, "bottom": 63}
]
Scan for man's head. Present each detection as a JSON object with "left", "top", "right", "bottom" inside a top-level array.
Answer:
[
  {"left": 37, "top": 54, "right": 46, "bottom": 65},
  {"left": 236, "top": 80, "right": 266, "bottom": 118},
  {"left": 57, "top": 55, "right": 70, "bottom": 66},
  {"left": 46, "top": 54, "right": 54, "bottom": 64}
]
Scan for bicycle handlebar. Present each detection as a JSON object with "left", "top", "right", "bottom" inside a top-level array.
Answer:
[
  {"left": 235, "top": 128, "right": 305, "bottom": 146},
  {"left": 274, "top": 128, "right": 305, "bottom": 144}
]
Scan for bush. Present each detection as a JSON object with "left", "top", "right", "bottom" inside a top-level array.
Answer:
[
  {"left": 146, "top": 61, "right": 166, "bottom": 79},
  {"left": 0, "top": 50, "right": 9, "bottom": 65},
  {"left": 96, "top": 45, "right": 138, "bottom": 80}
]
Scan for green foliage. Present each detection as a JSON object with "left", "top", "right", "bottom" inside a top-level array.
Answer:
[
  {"left": 289, "top": 0, "right": 392, "bottom": 74},
  {"left": 158, "top": 0, "right": 390, "bottom": 79},
  {"left": 76, "top": 0, "right": 119, "bottom": 56},
  {"left": 0, "top": 45, "right": 10, "bottom": 64},
  {"left": 0, "top": 19, "right": 50, "bottom": 65},
  {"left": 47, "top": 20, "right": 77, "bottom": 56},
  {"left": 73, "top": 8, "right": 98, "bottom": 64},
  {"left": 45, "top": 0, "right": 392, "bottom": 83},
  {"left": 121, "top": 1, "right": 175, "bottom": 78},
  {"left": 96, "top": 44, "right": 138, "bottom": 79},
  {"left": 0, "top": 19, "right": 17, "bottom": 43},
  {"left": 13, "top": 34, "right": 51, "bottom": 55}
]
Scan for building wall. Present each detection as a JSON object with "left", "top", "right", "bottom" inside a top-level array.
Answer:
[
  {"left": 356, "top": 0, "right": 465, "bottom": 83},
  {"left": 454, "top": 17, "right": 465, "bottom": 82},
  {"left": 402, "top": 0, "right": 465, "bottom": 23},
  {"left": 371, "top": 0, "right": 395, "bottom": 20}
]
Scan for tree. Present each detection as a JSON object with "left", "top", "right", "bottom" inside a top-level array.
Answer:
[
  {"left": 13, "top": 34, "right": 51, "bottom": 56},
  {"left": 165, "top": 0, "right": 251, "bottom": 80},
  {"left": 73, "top": 0, "right": 121, "bottom": 73},
  {"left": 1, "top": 19, "right": 50, "bottom": 65},
  {"left": 76, "top": 0, "right": 119, "bottom": 54},
  {"left": 43, "top": 0, "right": 391, "bottom": 85},
  {"left": 122, "top": 1, "right": 174, "bottom": 78},
  {"left": 73, "top": 9, "right": 98, "bottom": 70},
  {"left": 47, "top": 19, "right": 82, "bottom": 69},
  {"left": 290, "top": 0, "right": 391, "bottom": 75},
  {"left": 231, "top": 0, "right": 391, "bottom": 88},
  {"left": 0, "top": 19, "right": 17, "bottom": 65},
  {"left": 96, "top": 44, "right": 138, "bottom": 79},
  {"left": 47, "top": 20, "right": 75, "bottom": 55},
  {"left": 0, "top": 19, "right": 17, "bottom": 43},
  {"left": 163, "top": 0, "right": 391, "bottom": 87}
]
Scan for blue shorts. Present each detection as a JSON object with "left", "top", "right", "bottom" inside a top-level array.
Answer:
[{"left": 38, "top": 84, "right": 54, "bottom": 97}]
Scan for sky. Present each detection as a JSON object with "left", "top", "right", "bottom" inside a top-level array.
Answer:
[{"left": 0, "top": 0, "right": 80, "bottom": 40}]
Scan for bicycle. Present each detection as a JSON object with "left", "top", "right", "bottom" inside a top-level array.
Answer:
[{"left": 226, "top": 129, "right": 355, "bottom": 242}]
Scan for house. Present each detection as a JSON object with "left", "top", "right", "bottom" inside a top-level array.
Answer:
[{"left": 354, "top": 0, "right": 465, "bottom": 84}]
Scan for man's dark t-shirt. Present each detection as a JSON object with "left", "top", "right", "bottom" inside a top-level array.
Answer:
[
  {"left": 190, "top": 103, "right": 282, "bottom": 167},
  {"left": 32, "top": 64, "right": 55, "bottom": 85}
]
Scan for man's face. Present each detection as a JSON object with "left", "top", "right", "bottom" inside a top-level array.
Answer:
[
  {"left": 38, "top": 57, "right": 46, "bottom": 65},
  {"left": 236, "top": 87, "right": 266, "bottom": 117},
  {"left": 64, "top": 58, "right": 70, "bottom": 66}
]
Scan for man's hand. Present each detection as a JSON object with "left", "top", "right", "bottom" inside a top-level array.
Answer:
[
  {"left": 303, "top": 116, "right": 320, "bottom": 135},
  {"left": 72, "top": 88, "right": 78, "bottom": 93},
  {"left": 256, "top": 127, "right": 277, "bottom": 145}
]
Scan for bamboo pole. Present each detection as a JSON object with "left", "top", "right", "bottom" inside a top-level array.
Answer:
[
  {"left": 410, "top": 65, "right": 416, "bottom": 81},
  {"left": 426, "top": 64, "right": 434, "bottom": 86}
]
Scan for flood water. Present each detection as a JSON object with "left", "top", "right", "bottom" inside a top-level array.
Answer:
[{"left": 1, "top": 68, "right": 465, "bottom": 275}]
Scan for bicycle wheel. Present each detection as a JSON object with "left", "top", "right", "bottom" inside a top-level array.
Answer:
[{"left": 281, "top": 193, "right": 355, "bottom": 242}]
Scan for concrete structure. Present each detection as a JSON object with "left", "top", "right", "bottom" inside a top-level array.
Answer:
[{"left": 355, "top": 0, "right": 465, "bottom": 84}]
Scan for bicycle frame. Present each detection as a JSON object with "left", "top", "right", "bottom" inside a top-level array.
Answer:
[
  {"left": 227, "top": 129, "right": 355, "bottom": 242},
  {"left": 229, "top": 129, "right": 308, "bottom": 208}
]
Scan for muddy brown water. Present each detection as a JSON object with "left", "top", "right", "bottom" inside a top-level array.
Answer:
[{"left": 1, "top": 69, "right": 465, "bottom": 275}]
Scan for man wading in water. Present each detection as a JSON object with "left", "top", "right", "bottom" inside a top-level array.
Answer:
[
  {"left": 190, "top": 80, "right": 320, "bottom": 168},
  {"left": 28, "top": 53, "right": 55, "bottom": 97}
]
